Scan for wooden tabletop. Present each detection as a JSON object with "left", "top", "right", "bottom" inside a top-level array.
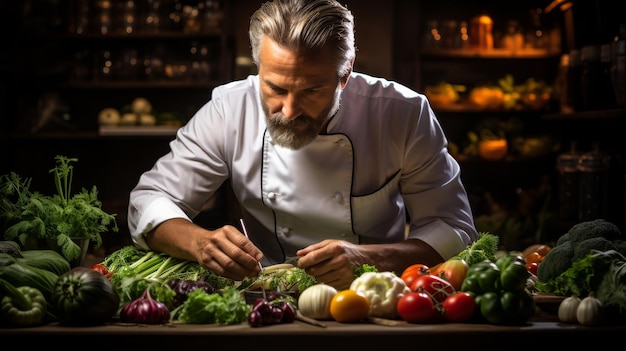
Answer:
[{"left": 1, "top": 311, "right": 624, "bottom": 350}]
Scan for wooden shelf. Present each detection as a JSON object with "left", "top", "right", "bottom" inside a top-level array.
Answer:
[
  {"left": 542, "top": 108, "right": 626, "bottom": 120},
  {"left": 419, "top": 48, "right": 561, "bottom": 59},
  {"left": 98, "top": 125, "right": 179, "bottom": 136},
  {"left": 62, "top": 81, "right": 220, "bottom": 89}
]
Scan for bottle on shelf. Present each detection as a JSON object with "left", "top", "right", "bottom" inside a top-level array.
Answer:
[
  {"left": 555, "top": 141, "right": 582, "bottom": 222},
  {"left": 566, "top": 48, "right": 584, "bottom": 112},
  {"left": 578, "top": 142, "right": 611, "bottom": 222},
  {"left": 469, "top": 14, "right": 493, "bottom": 51},
  {"left": 421, "top": 20, "right": 442, "bottom": 50},
  {"left": 611, "top": 23, "right": 626, "bottom": 108},
  {"left": 580, "top": 44, "right": 614, "bottom": 111},
  {"left": 555, "top": 53, "right": 574, "bottom": 113}
]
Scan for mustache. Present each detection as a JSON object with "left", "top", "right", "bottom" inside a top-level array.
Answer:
[{"left": 268, "top": 112, "right": 316, "bottom": 127}]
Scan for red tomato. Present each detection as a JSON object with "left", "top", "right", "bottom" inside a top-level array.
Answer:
[
  {"left": 90, "top": 263, "right": 112, "bottom": 278},
  {"left": 429, "top": 258, "right": 469, "bottom": 291},
  {"left": 397, "top": 291, "right": 436, "bottom": 323},
  {"left": 525, "top": 262, "right": 539, "bottom": 275},
  {"left": 400, "top": 263, "right": 430, "bottom": 287},
  {"left": 442, "top": 291, "right": 476, "bottom": 322},
  {"left": 525, "top": 252, "right": 544, "bottom": 264},
  {"left": 410, "top": 274, "right": 455, "bottom": 308}
]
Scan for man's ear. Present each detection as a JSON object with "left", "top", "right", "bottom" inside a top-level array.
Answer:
[{"left": 340, "top": 58, "right": 354, "bottom": 88}]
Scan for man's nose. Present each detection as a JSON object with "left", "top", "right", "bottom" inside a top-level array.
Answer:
[{"left": 280, "top": 93, "right": 302, "bottom": 120}]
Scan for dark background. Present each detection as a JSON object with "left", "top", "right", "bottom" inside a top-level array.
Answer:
[{"left": 1, "top": 0, "right": 624, "bottom": 254}]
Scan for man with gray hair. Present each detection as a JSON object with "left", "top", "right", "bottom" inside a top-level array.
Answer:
[{"left": 128, "top": 0, "right": 477, "bottom": 290}]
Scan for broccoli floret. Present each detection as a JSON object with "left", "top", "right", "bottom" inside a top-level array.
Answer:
[
  {"left": 555, "top": 232, "right": 570, "bottom": 247},
  {"left": 613, "top": 240, "right": 626, "bottom": 257},
  {"left": 354, "top": 263, "right": 378, "bottom": 278},
  {"left": 538, "top": 219, "right": 624, "bottom": 283},
  {"left": 537, "top": 249, "right": 626, "bottom": 297},
  {"left": 567, "top": 219, "right": 621, "bottom": 243},
  {"left": 572, "top": 237, "right": 616, "bottom": 262},
  {"left": 537, "top": 241, "right": 574, "bottom": 282}
]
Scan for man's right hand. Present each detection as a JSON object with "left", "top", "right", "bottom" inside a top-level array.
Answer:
[{"left": 145, "top": 218, "right": 263, "bottom": 281}]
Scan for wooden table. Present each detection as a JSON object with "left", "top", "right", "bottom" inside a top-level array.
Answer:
[{"left": 1, "top": 312, "right": 624, "bottom": 350}]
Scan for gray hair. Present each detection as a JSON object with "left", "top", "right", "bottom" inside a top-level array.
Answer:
[{"left": 249, "top": 0, "right": 356, "bottom": 76}]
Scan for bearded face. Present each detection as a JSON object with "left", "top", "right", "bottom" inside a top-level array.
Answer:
[{"left": 262, "top": 83, "right": 343, "bottom": 150}]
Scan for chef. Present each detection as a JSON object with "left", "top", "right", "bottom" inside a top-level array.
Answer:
[{"left": 128, "top": 0, "right": 477, "bottom": 290}]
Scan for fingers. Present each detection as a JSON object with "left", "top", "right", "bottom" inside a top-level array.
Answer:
[
  {"left": 310, "top": 263, "right": 355, "bottom": 290},
  {"left": 197, "top": 225, "right": 263, "bottom": 280},
  {"left": 298, "top": 240, "right": 361, "bottom": 290}
]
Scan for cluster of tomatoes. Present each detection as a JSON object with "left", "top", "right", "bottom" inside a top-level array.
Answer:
[
  {"left": 521, "top": 244, "right": 552, "bottom": 275},
  {"left": 398, "top": 259, "right": 474, "bottom": 323}
]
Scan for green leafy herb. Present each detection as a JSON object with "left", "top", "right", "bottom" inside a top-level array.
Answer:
[
  {"left": 177, "top": 286, "right": 251, "bottom": 325},
  {"left": 456, "top": 232, "right": 499, "bottom": 266},
  {"left": 0, "top": 155, "right": 118, "bottom": 263}
]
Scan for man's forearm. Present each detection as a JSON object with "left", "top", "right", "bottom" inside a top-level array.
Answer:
[{"left": 145, "top": 218, "right": 200, "bottom": 262}]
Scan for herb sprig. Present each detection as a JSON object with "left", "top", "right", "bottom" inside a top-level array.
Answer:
[{"left": 0, "top": 155, "right": 119, "bottom": 263}]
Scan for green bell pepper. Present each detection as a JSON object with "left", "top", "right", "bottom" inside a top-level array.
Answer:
[
  {"left": 0, "top": 278, "right": 47, "bottom": 326},
  {"left": 462, "top": 257, "right": 535, "bottom": 325},
  {"left": 496, "top": 254, "right": 530, "bottom": 292},
  {"left": 460, "top": 260, "right": 501, "bottom": 294},
  {"left": 478, "top": 290, "right": 535, "bottom": 325}
]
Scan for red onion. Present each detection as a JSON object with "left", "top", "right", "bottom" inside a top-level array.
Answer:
[{"left": 119, "top": 286, "right": 170, "bottom": 324}]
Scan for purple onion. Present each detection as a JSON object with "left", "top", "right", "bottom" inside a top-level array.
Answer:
[{"left": 120, "top": 287, "right": 170, "bottom": 324}]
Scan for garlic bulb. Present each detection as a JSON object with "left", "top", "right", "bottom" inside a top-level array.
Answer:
[
  {"left": 557, "top": 295, "right": 580, "bottom": 323},
  {"left": 576, "top": 293, "right": 604, "bottom": 326}
]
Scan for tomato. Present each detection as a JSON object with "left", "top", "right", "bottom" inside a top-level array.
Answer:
[
  {"left": 429, "top": 258, "right": 469, "bottom": 291},
  {"left": 525, "top": 262, "right": 538, "bottom": 275},
  {"left": 535, "top": 244, "right": 552, "bottom": 257},
  {"left": 397, "top": 291, "right": 436, "bottom": 323},
  {"left": 329, "top": 290, "right": 370, "bottom": 323},
  {"left": 410, "top": 274, "right": 455, "bottom": 307},
  {"left": 525, "top": 252, "right": 544, "bottom": 264},
  {"left": 400, "top": 263, "right": 430, "bottom": 287},
  {"left": 522, "top": 244, "right": 551, "bottom": 258},
  {"left": 90, "top": 263, "right": 112, "bottom": 278},
  {"left": 442, "top": 291, "right": 476, "bottom": 322}
]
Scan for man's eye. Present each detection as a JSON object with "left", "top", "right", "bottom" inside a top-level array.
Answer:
[
  {"left": 304, "top": 88, "right": 322, "bottom": 95},
  {"left": 267, "top": 85, "right": 286, "bottom": 94}
]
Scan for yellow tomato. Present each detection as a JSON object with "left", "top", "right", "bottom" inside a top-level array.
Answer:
[{"left": 329, "top": 290, "right": 370, "bottom": 323}]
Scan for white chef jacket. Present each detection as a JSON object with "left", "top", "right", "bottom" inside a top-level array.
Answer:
[{"left": 128, "top": 72, "right": 478, "bottom": 265}]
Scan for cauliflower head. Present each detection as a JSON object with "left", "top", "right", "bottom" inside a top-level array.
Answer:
[{"left": 349, "top": 271, "right": 410, "bottom": 319}]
